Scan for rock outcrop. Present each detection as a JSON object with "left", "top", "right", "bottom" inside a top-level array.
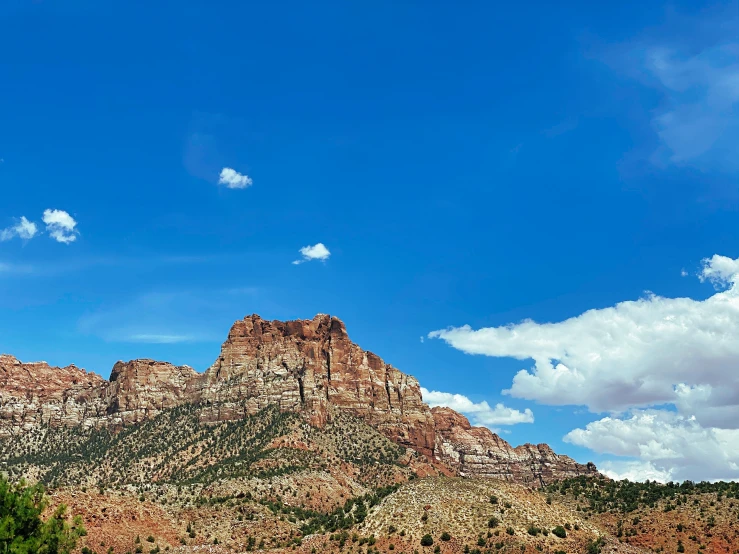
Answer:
[
  {"left": 195, "top": 315, "right": 437, "bottom": 457},
  {"left": 432, "top": 407, "right": 597, "bottom": 485},
  {"left": 0, "top": 315, "right": 598, "bottom": 483},
  {"left": 0, "top": 354, "right": 106, "bottom": 437}
]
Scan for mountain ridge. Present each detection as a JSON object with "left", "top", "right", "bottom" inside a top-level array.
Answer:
[{"left": 0, "top": 313, "right": 598, "bottom": 485}]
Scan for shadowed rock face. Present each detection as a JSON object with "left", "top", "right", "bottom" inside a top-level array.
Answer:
[{"left": 0, "top": 315, "right": 598, "bottom": 483}]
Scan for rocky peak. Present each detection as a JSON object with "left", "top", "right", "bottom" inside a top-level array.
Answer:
[
  {"left": 0, "top": 316, "right": 599, "bottom": 484},
  {"left": 198, "top": 314, "right": 437, "bottom": 457}
]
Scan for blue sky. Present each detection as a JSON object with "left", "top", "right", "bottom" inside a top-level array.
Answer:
[{"left": 1, "top": 0, "right": 738, "bottom": 481}]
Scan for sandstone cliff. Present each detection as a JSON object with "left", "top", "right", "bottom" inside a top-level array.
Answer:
[
  {"left": 0, "top": 314, "right": 598, "bottom": 483},
  {"left": 432, "top": 407, "right": 596, "bottom": 485}
]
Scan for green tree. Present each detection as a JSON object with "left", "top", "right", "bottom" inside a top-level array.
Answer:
[
  {"left": 0, "top": 476, "right": 84, "bottom": 553},
  {"left": 420, "top": 534, "right": 434, "bottom": 547}
]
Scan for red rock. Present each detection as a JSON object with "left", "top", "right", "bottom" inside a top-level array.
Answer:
[
  {"left": 431, "top": 407, "right": 598, "bottom": 485},
  {"left": 0, "top": 315, "right": 599, "bottom": 484}
]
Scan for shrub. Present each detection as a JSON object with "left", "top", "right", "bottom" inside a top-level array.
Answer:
[
  {"left": 421, "top": 534, "right": 434, "bottom": 547},
  {"left": 527, "top": 525, "right": 541, "bottom": 536},
  {"left": 506, "top": 527, "right": 515, "bottom": 536},
  {"left": 552, "top": 526, "right": 567, "bottom": 538},
  {"left": 490, "top": 495, "right": 499, "bottom": 504},
  {"left": 488, "top": 517, "right": 499, "bottom": 528},
  {"left": 147, "top": 536, "right": 155, "bottom": 543},
  {"left": 586, "top": 537, "right": 605, "bottom": 554},
  {"left": 441, "top": 532, "right": 451, "bottom": 541},
  {"left": 0, "top": 476, "right": 85, "bottom": 554}
]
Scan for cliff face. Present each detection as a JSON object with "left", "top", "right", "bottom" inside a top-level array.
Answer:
[
  {"left": 195, "top": 315, "right": 437, "bottom": 457},
  {"left": 0, "top": 354, "right": 106, "bottom": 438},
  {"left": 0, "top": 315, "right": 598, "bottom": 483},
  {"left": 431, "top": 407, "right": 597, "bottom": 485}
]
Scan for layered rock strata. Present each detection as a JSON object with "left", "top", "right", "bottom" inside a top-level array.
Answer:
[
  {"left": 0, "top": 315, "right": 598, "bottom": 483},
  {"left": 432, "top": 407, "right": 597, "bottom": 485}
]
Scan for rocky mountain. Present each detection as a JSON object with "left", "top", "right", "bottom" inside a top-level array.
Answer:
[{"left": 0, "top": 314, "right": 597, "bottom": 485}]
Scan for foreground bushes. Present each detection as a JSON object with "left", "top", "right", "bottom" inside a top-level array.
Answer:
[{"left": 0, "top": 476, "right": 85, "bottom": 553}]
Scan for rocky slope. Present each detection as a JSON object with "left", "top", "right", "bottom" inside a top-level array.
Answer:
[
  {"left": 432, "top": 407, "right": 596, "bottom": 485},
  {"left": 0, "top": 314, "right": 598, "bottom": 484}
]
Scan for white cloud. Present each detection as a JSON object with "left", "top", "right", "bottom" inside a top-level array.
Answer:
[
  {"left": 597, "top": 460, "right": 675, "bottom": 483},
  {"left": 680, "top": 268, "right": 688, "bottom": 277},
  {"left": 0, "top": 216, "right": 38, "bottom": 242},
  {"left": 421, "top": 387, "right": 534, "bottom": 429},
  {"left": 430, "top": 253, "right": 739, "bottom": 481},
  {"left": 565, "top": 410, "right": 739, "bottom": 482},
  {"left": 218, "top": 167, "right": 253, "bottom": 189},
  {"left": 292, "top": 243, "right": 331, "bottom": 265},
  {"left": 429, "top": 254, "right": 739, "bottom": 422},
  {"left": 42, "top": 209, "right": 78, "bottom": 244},
  {"left": 698, "top": 254, "right": 739, "bottom": 287}
]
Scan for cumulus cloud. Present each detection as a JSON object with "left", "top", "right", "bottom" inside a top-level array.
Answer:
[
  {"left": 218, "top": 167, "right": 253, "bottom": 189},
  {"left": 292, "top": 243, "right": 331, "bottom": 265},
  {"left": 565, "top": 410, "right": 739, "bottom": 482},
  {"left": 430, "top": 253, "right": 739, "bottom": 481},
  {"left": 0, "top": 216, "right": 38, "bottom": 242},
  {"left": 429, "top": 254, "right": 739, "bottom": 422},
  {"left": 43, "top": 209, "right": 78, "bottom": 244},
  {"left": 420, "top": 387, "right": 534, "bottom": 429},
  {"left": 597, "top": 460, "right": 674, "bottom": 483}
]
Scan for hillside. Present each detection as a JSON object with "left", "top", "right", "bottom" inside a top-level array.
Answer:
[
  {"left": 0, "top": 314, "right": 598, "bottom": 485},
  {"left": 0, "top": 314, "right": 612, "bottom": 553}
]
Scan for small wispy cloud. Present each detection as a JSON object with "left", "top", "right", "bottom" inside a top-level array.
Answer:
[
  {"left": 218, "top": 167, "right": 253, "bottom": 189},
  {"left": 126, "top": 333, "right": 193, "bottom": 344},
  {"left": 606, "top": 7, "right": 739, "bottom": 173},
  {"left": 292, "top": 243, "right": 331, "bottom": 265},
  {"left": 647, "top": 44, "right": 739, "bottom": 171},
  {"left": 43, "top": 209, "right": 78, "bottom": 244},
  {"left": 681, "top": 268, "right": 689, "bottom": 277},
  {"left": 0, "top": 216, "right": 38, "bottom": 242},
  {"left": 0, "top": 261, "right": 34, "bottom": 275}
]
